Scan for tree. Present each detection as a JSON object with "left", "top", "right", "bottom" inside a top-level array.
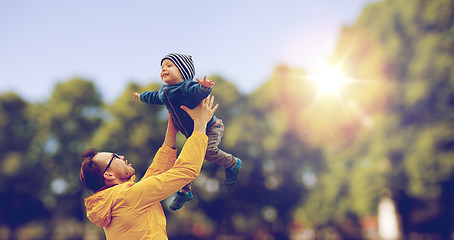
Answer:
[
  {"left": 294, "top": 0, "right": 454, "bottom": 238},
  {"left": 30, "top": 78, "right": 104, "bottom": 238},
  {"left": 0, "top": 92, "right": 49, "bottom": 239}
]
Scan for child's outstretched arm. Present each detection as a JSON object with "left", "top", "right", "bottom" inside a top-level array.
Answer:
[
  {"left": 131, "top": 91, "right": 163, "bottom": 105},
  {"left": 196, "top": 76, "right": 215, "bottom": 88},
  {"left": 131, "top": 92, "right": 140, "bottom": 100}
]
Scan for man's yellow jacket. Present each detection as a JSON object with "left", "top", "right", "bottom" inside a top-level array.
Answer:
[{"left": 84, "top": 131, "right": 208, "bottom": 240}]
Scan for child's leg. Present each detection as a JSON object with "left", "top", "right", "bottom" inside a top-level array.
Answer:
[
  {"left": 180, "top": 183, "right": 191, "bottom": 193},
  {"left": 205, "top": 119, "right": 242, "bottom": 185},
  {"left": 205, "top": 119, "right": 237, "bottom": 169},
  {"left": 169, "top": 182, "right": 193, "bottom": 211}
]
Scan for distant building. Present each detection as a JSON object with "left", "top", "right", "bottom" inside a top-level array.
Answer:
[{"left": 378, "top": 190, "right": 400, "bottom": 240}]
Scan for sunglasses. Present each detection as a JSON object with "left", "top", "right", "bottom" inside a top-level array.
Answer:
[{"left": 103, "top": 153, "right": 120, "bottom": 173}]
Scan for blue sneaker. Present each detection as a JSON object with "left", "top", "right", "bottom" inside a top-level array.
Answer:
[
  {"left": 225, "top": 158, "right": 242, "bottom": 185},
  {"left": 169, "top": 191, "right": 193, "bottom": 211}
]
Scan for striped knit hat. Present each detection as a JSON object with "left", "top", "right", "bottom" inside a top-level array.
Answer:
[{"left": 161, "top": 53, "right": 195, "bottom": 81}]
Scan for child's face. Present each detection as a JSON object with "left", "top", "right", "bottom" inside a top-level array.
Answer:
[{"left": 161, "top": 59, "right": 184, "bottom": 85}]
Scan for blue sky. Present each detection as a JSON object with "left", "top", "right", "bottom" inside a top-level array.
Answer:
[{"left": 0, "top": 0, "right": 377, "bottom": 103}]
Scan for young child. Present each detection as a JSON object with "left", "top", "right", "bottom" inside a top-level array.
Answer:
[{"left": 131, "top": 53, "right": 242, "bottom": 211}]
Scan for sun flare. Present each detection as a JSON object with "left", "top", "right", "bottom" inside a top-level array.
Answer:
[
  {"left": 306, "top": 66, "right": 351, "bottom": 96},
  {"left": 301, "top": 63, "right": 356, "bottom": 113}
]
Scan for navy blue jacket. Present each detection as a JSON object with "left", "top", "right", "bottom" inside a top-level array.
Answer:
[{"left": 140, "top": 80, "right": 217, "bottom": 138}]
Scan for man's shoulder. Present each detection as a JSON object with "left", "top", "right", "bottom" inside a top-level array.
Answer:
[{"left": 111, "top": 182, "right": 136, "bottom": 202}]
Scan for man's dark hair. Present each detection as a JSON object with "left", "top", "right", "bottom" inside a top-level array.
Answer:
[{"left": 80, "top": 149, "right": 105, "bottom": 193}]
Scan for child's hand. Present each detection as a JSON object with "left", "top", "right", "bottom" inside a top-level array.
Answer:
[
  {"left": 196, "top": 76, "right": 215, "bottom": 88},
  {"left": 131, "top": 92, "right": 140, "bottom": 100}
]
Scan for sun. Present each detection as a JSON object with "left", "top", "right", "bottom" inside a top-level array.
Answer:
[
  {"left": 306, "top": 65, "right": 351, "bottom": 96},
  {"left": 301, "top": 63, "right": 356, "bottom": 112}
]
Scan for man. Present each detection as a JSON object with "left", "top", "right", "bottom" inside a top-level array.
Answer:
[{"left": 79, "top": 96, "right": 218, "bottom": 239}]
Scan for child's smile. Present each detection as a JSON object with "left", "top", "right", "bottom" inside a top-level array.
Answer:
[{"left": 161, "top": 59, "right": 184, "bottom": 85}]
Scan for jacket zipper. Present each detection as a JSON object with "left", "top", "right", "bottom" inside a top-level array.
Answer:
[{"left": 163, "top": 87, "right": 190, "bottom": 137}]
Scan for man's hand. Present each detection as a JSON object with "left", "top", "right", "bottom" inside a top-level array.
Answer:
[
  {"left": 181, "top": 95, "right": 218, "bottom": 133},
  {"left": 196, "top": 76, "right": 215, "bottom": 88},
  {"left": 131, "top": 92, "right": 140, "bottom": 100}
]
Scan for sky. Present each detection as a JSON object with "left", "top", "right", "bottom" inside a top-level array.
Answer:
[{"left": 0, "top": 0, "right": 378, "bottom": 103}]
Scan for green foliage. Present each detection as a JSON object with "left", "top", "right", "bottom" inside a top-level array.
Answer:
[
  {"left": 294, "top": 0, "right": 454, "bottom": 231},
  {"left": 0, "top": 93, "right": 49, "bottom": 229},
  {"left": 0, "top": 93, "right": 36, "bottom": 182},
  {"left": 35, "top": 78, "right": 103, "bottom": 179},
  {"left": 403, "top": 123, "right": 454, "bottom": 196},
  {"left": 16, "top": 78, "right": 107, "bottom": 236}
]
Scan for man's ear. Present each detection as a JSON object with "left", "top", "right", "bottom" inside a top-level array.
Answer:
[{"left": 103, "top": 172, "right": 115, "bottom": 181}]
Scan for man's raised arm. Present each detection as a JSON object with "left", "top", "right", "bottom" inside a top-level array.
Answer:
[{"left": 128, "top": 96, "right": 219, "bottom": 205}]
